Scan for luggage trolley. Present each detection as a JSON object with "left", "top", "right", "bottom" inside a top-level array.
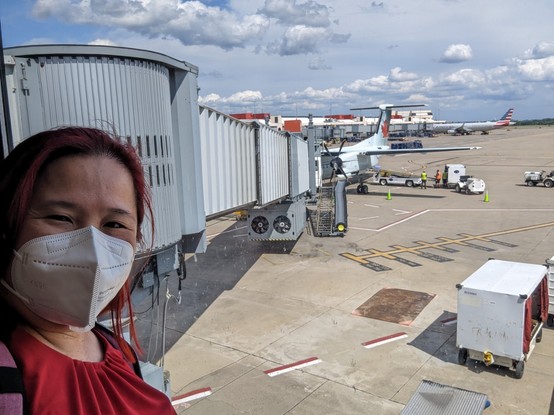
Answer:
[
  {"left": 456, "top": 259, "right": 549, "bottom": 379},
  {"left": 546, "top": 256, "right": 554, "bottom": 327}
]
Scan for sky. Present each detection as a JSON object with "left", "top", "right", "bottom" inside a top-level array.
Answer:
[{"left": 1, "top": 0, "right": 554, "bottom": 121}]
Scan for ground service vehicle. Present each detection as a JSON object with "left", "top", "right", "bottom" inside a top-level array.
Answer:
[
  {"left": 443, "top": 164, "right": 466, "bottom": 188},
  {"left": 456, "top": 259, "right": 549, "bottom": 379},
  {"left": 523, "top": 170, "right": 554, "bottom": 187},
  {"left": 372, "top": 171, "right": 422, "bottom": 187},
  {"left": 455, "top": 176, "right": 486, "bottom": 194}
]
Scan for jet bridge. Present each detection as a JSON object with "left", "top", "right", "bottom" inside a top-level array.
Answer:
[
  {"left": 3, "top": 44, "right": 312, "bottom": 258},
  {"left": 198, "top": 106, "right": 311, "bottom": 241}
]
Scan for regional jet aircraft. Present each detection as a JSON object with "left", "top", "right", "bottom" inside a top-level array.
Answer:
[
  {"left": 321, "top": 104, "right": 480, "bottom": 193},
  {"left": 431, "top": 108, "right": 514, "bottom": 135}
]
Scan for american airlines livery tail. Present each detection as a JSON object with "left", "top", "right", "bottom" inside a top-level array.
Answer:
[
  {"left": 495, "top": 108, "right": 514, "bottom": 127},
  {"left": 432, "top": 108, "right": 514, "bottom": 135}
]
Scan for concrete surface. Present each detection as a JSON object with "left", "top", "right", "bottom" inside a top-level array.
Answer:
[{"left": 161, "top": 126, "right": 554, "bottom": 414}]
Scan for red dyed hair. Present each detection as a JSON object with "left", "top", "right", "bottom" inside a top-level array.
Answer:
[{"left": 0, "top": 127, "right": 153, "bottom": 360}]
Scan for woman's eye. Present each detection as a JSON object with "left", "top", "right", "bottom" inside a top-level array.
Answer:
[
  {"left": 106, "top": 222, "right": 126, "bottom": 229},
  {"left": 49, "top": 215, "right": 72, "bottom": 222}
]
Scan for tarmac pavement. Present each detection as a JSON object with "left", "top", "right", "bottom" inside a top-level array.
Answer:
[{"left": 160, "top": 126, "right": 554, "bottom": 414}]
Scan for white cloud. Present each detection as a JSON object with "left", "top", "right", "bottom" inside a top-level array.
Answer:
[
  {"left": 259, "top": 0, "right": 332, "bottom": 27},
  {"left": 523, "top": 41, "right": 554, "bottom": 59},
  {"left": 33, "top": 0, "right": 270, "bottom": 50},
  {"left": 266, "top": 25, "right": 329, "bottom": 55},
  {"left": 442, "top": 69, "right": 485, "bottom": 87},
  {"left": 440, "top": 44, "right": 473, "bottom": 63},
  {"left": 88, "top": 38, "right": 118, "bottom": 46},
  {"left": 517, "top": 56, "right": 554, "bottom": 81},
  {"left": 389, "top": 67, "right": 418, "bottom": 82}
]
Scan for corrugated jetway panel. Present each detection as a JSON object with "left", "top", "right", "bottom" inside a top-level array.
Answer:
[
  {"left": 199, "top": 106, "right": 257, "bottom": 217},
  {"left": 170, "top": 62, "right": 206, "bottom": 253},
  {"left": 257, "top": 124, "right": 290, "bottom": 205},
  {"left": 3, "top": 45, "right": 203, "bottom": 254},
  {"left": 289, "top": 134, "right": 310, "bottom": 198}
]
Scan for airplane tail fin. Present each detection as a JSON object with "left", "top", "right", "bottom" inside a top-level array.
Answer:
[
  {"left": 372, "top": 106, "right": 391, "bottom": 147},
  {"left": 350, "top": 104, "right": 426, "bottom": 148},
  {"left": 495, "top": 108, "right": 514, "bottom": 126}
]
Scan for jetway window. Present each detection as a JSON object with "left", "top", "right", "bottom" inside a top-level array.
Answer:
[
  {"left": 148, "top": 165, "right": 153, "bottom": 187},
  {"left": 165, "top": 136, "right": 170, "bottom": 157},
  {"left": 162, "top": 164, "right": 166, "bottom": 185},
  {"left": 160, "top": 136, "right": 164, "bottom": 157},
  {"left": 153, "top": 136, "right": 158, "bottom": 157},
  {"left": 156, "top": 165, "right": 160, "bottom": 187},
  {"left": 146, "top": 135, "right": 151, "bottom": 157}
]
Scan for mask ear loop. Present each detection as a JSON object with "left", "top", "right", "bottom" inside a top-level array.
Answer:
[{"left": 0, "top": 278, "right": 31, "bottom": 305}]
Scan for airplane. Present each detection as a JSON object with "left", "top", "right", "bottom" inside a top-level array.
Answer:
[
  {"left": 430, "top": 108, "right": 514, "bottom": 135},
  {"left": 320, "top": 104, "right": 481, "bottom": 193}
]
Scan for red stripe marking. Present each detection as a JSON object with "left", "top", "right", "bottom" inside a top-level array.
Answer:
[
  {"left": 362, "top": 332, "right": 407, "bottom": 347},
  {"left": 172, "top": 387, "right": 212, "bottom": 403},
  {"left": 264, "top": 357, "right": 319, "bottom": 375}
]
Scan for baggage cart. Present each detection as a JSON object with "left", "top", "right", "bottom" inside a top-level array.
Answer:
[{"left": 456, "top": 259, "right": 549, "bottom": 379}]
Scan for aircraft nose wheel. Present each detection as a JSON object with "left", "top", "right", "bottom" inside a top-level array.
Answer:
[{"left": 356, "top": 184, "right": 369, "bottom": 194}]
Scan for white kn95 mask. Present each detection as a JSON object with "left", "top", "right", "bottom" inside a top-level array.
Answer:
[{"left": 2, "top": 226, "right": 135, "bottom": 332}]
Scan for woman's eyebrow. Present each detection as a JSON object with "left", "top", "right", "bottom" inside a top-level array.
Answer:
[
  {"left": 36, "top": 200, "right": 135, "bottom": 218},
  {"left": 107, "top": 207, "right": 136, "bottom": 218},
  {"left": 34, "top": 199, "right": 78, "bottom": 210}
]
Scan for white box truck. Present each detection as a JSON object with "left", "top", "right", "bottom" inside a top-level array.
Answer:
[
  {"left": 456, "top": 259, "right": 550, "bottom": 379},
  {"left": 444, "top": 164, "right": 466, "bottom": 188}
]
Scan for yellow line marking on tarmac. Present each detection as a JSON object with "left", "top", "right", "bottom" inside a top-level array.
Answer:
[{"left": 340, "top": 221, "right": 554, "bottom": 265}]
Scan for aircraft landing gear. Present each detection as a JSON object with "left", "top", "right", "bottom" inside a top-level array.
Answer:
[{"left": 356, "top": 184, "right": 369, "bottom": 194}]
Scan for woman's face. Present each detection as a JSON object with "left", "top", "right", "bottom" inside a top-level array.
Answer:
[{"left": 16, "top": 154, "right": 138, "bottom": 252}]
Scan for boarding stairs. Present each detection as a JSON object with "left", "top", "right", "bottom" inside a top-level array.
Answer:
[{"left": 314, "top": 183, "right": 335, "bottom": 236}]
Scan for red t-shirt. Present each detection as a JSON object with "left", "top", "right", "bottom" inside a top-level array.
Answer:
[{"left": 9, "top": 326, "right": 176, "bottom": 415}]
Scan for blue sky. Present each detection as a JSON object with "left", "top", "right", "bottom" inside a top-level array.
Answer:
[{"left": 2, "top": 0, "right": 554, "bottom": 121}]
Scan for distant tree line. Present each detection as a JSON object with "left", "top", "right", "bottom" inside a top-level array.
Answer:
[{"left": 514, "top": 119, "right": 554, "bottom": 126}]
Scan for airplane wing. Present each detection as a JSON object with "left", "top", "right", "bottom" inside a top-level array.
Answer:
[
  {"left": 454, "top": 123, "right": 471, "bottom": 134},
  {"left": 360, "top": 146, "right": 480, "bottom": 156}
]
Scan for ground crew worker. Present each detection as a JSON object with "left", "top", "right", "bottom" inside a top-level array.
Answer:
[
  {"left": 420, "top": 170, "right": 427, "bottom": 189},
  {"left": 435, "top": 169, "right": 442, "bottom": 188},
  {"left": 442, "top": 169, "right": 448, "bottom": 188}
]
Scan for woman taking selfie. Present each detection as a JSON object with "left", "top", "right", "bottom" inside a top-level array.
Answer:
[{"left": 0, "top": 127, "right": 176, "bottom": 414}]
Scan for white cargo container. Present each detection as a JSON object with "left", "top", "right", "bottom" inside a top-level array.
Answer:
[
  {"left": 547, "top": 256, "right": 554, "bottom": 327},
  {"left": 444, "top": 163, "right": 466, "bottom": 188},
  {"left": 456, "top": 259, "right": 549, "bottom": 379}
]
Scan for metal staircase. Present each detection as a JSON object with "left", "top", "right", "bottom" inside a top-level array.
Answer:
[{"left": 314, "top": 183, "right": 335, "bottom": 236}]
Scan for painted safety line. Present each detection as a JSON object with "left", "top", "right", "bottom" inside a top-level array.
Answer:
[
  {"left": 441, "top": 317, "right": 457, "bottom": 326},
  {"left": 362, "top": 332, "right": 408, "bottom": 349},
  {"left": 172, "top": 387, "right": 212, "bottom": 406},
  {"left": 264, "top": 357, "right": 321, "bottom": 377},
  {"left": 393, "top": 209, "right": 411, "bottom": 215}
]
